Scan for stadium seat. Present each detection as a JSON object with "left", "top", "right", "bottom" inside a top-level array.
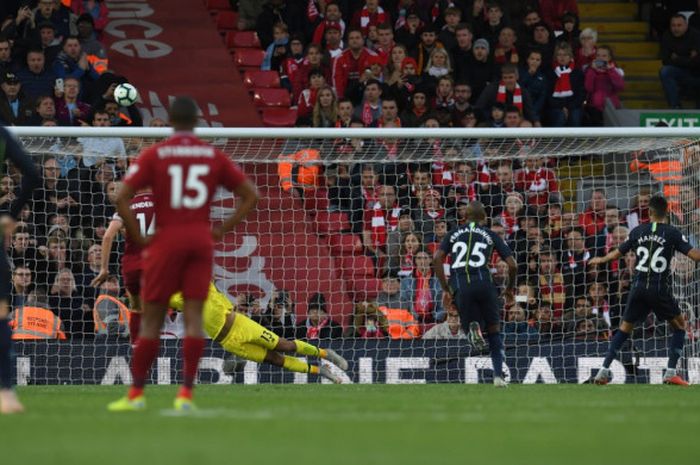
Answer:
[
  {"left": 337, "top": 255, "right": 375, "bottom": 278},
  {"left": 261, "top": 108, "right": 297, "bottom": 127},
  {"left": 215, "top": 11, "right": 237, "bottom": 31},
  {"left": 226, "top": 31, "right": 261, "bottom": 49},
  {"left": 346, "top": 277, "right": 383, "bottom": 301},
  {"left": 206, "top": 0, "right": 232, "bottom": 12},
  {"left": 233, "top": 48, "right": 265, "bottom": 69},
  {"left": 252, "top": 88, "right": 292, "bottom": 107},
  {"left": 315, "top": 211, "right": 350, "bottom": 235},
  {"left": 243, "top": 70, "right": 280, "bottom": 89},
  {"left": 327, "top": 234, "right": 363, "bottom": 256},
  {"left": 303, "top": 187, "right": 330, "bottom": 212}
]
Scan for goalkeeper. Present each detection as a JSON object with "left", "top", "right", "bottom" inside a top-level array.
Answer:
[{"left": 169, "top": 283, "right": 348, "bottom": 384}]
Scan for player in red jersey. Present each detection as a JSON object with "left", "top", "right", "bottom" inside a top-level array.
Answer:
[
  {"left": 91, "top": 190, "right": 155, "bottom": 346},
  {"left": 108, "top": 97, "right": 259, "bottom": 412}
]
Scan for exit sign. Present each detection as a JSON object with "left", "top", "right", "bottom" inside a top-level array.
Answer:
[{"left": 640, "top": 112, "right": 700, "bottom": 127}]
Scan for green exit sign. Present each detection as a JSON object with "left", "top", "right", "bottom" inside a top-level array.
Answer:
[{"left": 640, "top": 112, "right": 700, "bottom": 127}]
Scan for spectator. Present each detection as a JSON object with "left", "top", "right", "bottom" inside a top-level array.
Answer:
[
  {"left": 237, "top": 0, "right": 266, "bottom": 31},
  {"left": 394, "top": 231, "right": 423, "bottom": 278},
  {"left": 75, "top": 13, "right": 107, "bottom": 74},
  {"left": 515, "top": 156, "right": 560, "bottom": 213},
  {"left": 423, "top": 47, "right": 452, "bottom": 87},
  {"left": 451, "top": 81, "right": 473, "bottom": 125},
  {"left": 102, "top": 93, "right": 143, "bottom": 127},
  {"left": 659, "top": 14, "right": 700, "bottom": 109},
  {"left": 351, "top": 0, "right": 389, "bottom": 37},
  {"left": 399, "top": 250, "right": 445, "bottom": 323},
  {"left": 376, "top": 275, "right": 403, "bottom": 308},
  {"left": 385, "top": 207, "right": 415, "bottom": 271},
  {"left": 37, "top": 22, "right": 62, "bottom": 65},
  {"left": 0, "top": 71, "right": 33, "bottom": 125},
  {"left": 374, "top": 22, "right": 395, "bottom": 65},
  {"left": 476, "top": 63, "right": 539, "bottom": 125},
  {"left": 519, "top": 49, "right": 548, "bottom": 123},
  {"left": 480, "top": 1, "right": 507, "bottom": 47},
  {"left": 385, "top": 44, "right": 408, "bottom": 88},
  {"left": 336, "top": 97, "right": 355, "bottom": 127},
  {"left": 468, "top": 0, "right": 487, "bottom": 27},
  {"left": 267, "top": 290, "right": 298, "bottom": 340},
  {"left": 432, "top": 76, "right": 455, "bottom": 112},
  {"left": 33, "top": 0, "right": 75, "bottom": 42},
  {"left": 52, "top": 35, "right": 99, "bottom": 87},
  {"left": 423, "top": 312, "right": 466, "bottom": 339},
  {"left": 415, "top": 188, "right": 446, "bottom": 238},
  {"left": 255, "top": 0, "right": 303, "bottom": 49},
  {"left": 375, "top": 96, "right": 401, "bottom": 127},
  {"left": 438, "top": 7, "right": 463, "bottom": 52},
  {"left": 354, "top": 78, "right": 383, "bottom": 125},
  {"left": 548, "top": 42, "right": 585, "bottom": 127},
  {"left": 10, "top": 265, "right": 33, "bottom": 310},
  {"left": 561, "top": 227, "right": 591, "bottom": 301},
  {"left": 290, "top": 44, "right": 324, "bottom": 101},
  {"left": 0, "top": 174, "right": 15, "bottom": 215},
  {"left": 494, "top": 26, "right": 519, "bottom": 67},
  {"left": 0, "top": 36, "right": 13, "bottom": 77},
  {"left": 31, "top": 156, "right": 81, "bottom": 231},
  {"left": 558, "top": 12, "right": 581, "bottom": 50},
  {"left": 576, "top": 27, "right": 598, "bottom": 71},
  {"left": 530, "top": 22, "right": 555, "bottom": 65},
  {"left": 363, "top": 184, "right": 401, "bottom": 262},
  {"left": 301, "top": 293, "right": 343, "bottom": 340},
  {"left": 49, "top": 268, "right": 89, "bottom": 337},
  {"left": 451, "top": 23, "right": 475, "bottom": 84},
  {"left": 466, "top": 38, "right": 496, "bottom": 105},
  {"left": 332, "top": 29, "right": 375, "bottom": 100},
  {"left": 578, "top": 188, "right": 607, "bottom": 237},
  {"left": 71, "top": 0, "right": 110, "bottom": 38},
  {"left": 588, "top": 281, "right": 612, "bottom": 329},
  {"left": 539, "top": 0, "right": 579, "bottom": 31},
  {"left": 16, "top": 48, "right": 56, "bottom": 101},
  {"left": 54, "top": 76, "right": 90, "bottom": 125},
  {"left": 347, "top": 301, "right": 388, "bottom": 338},
  {"left": 592, "top": 204, "right": 621, "bottom": 256},
  {"left": 400, "top": 86, "right": 428, "bottom": 127},
  {"left": 518, "top": 7, "right": 542, "bottom": 44},
  {"left": 77, "top": 108, "right": 127, "bottom": 168},
  {"left": 261, "top": 22, "right": 289, "bottom": 72},
  {"left": 503, "top": 304, "right": 536, "bottom": 337},
  {"left": 626, "top": 188, "right": 651, "bottom": 229},
  {"left": 411, "top": 23, "right": 443, "bottom": 75},
  {"left": 311, "top": 3, "right": 346, "bottom": 45},
  {"left": 584, "top": 45, "right": 624, "bottom": 125},
  {"left": 79, "top": 243, "right": 101, "bottom": 309},
  {"left": 503, "top": 105, "right": 522, "bottom": 127},
  {"left": 574, "top": 318, "right": 607, "bottom": 341},
  {"left": 312, "top": 85, "right": 338, "bottom": 127},
  {"left": 537, "top": 247, "right": 566, "bottom": 319},
  {"left": 9, "top": 224, "right": 40, "bottom": 270}
]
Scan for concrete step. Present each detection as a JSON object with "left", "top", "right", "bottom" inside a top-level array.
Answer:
[
  {"left": 623, "top": 80, "right": 663, "bottom": 93},
  {"left": 623, "top": 98, "right": 669, "bottom": 110},
  {"left": 618, "top": 59, "right": 662, "bottom": 77},
  {"left": 579, "top": 2, "right": 637, "bottom": 21},
  {"left": 598, "top": 32, "right": 648, "bottom": 42},
  {"left": 581, "top": 21, "right": 647, "bottom": 34},
  {"left": 608, "top": 41, "right": 659, "bottom": 59}
]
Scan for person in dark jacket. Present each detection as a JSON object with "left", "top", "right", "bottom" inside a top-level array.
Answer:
[
  {"left": 16, "top": 48, "right": 57, "bottom": 101},
  {"left": 547, "top": 42, "right": 585, "bottom": 127},
  {"left": 519, "top": 49, "right": 549, "bottom": 123},
  {"left": 659, "top": 14, "right": 700, "bottom": 109},
  {"left": 300, "top": 293, "right": 343, "bottom": 340},
  {"left": 476, "top": 63, "right": 539, "bottom": 124},
  {"left": 0, "top": 72, "right": 33, "bottom": 125}
]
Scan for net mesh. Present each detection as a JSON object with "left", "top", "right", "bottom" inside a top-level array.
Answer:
[{"left": 7, "top": 131, "right": 700, "bottom": 385}]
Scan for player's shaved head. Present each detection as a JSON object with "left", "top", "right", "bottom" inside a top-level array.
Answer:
[
  {"left": 466, "top": 201, "right": 487, "bottom": 223},
  {"left": 649, "top": 194, "right": 669, "bottom": 220},
  {"left": 168, "top": 96, "right": 198, "bottom": 130}
]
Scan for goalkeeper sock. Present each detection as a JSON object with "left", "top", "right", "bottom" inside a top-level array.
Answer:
[
  {"left": 603, "top": 329, "right": 630, "bottom": 369},
  {"left": 0, "top": 318, "right": 13, "bottom": 389},
  {"left": 182, "top": 337, "right": 205, "bottom": 391},
  {"left": 668, "top": 329, "right": 686, "bottom": 370},
  {"left": 128, "top": 313, "right": 141, "bottom": 348},
  {"left": 294, "top": 339, "right": 325, "bottom": 358},
  {"left": 283, "top": 356, "right": 319, "bottom": 375},
  {"left": 129, "top": 337, "right": 160, "bottom": 399},
  {"left": 487, "top": 332, "right": 504, "bottom": 378}
]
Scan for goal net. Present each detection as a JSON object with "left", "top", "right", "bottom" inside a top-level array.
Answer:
[{"left": 6, "top": 127, "right": 700, "bottom": 385}]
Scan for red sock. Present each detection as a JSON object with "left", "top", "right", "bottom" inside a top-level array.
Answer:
[
  {"left": 129, "top": 337, "right": 159, "bottom": 398},
  {"left": 128, "top": 313, "right": 141, "bottom": 347},
  {"left": 181, "top": 337, "right": 205, "bottom": 392}
]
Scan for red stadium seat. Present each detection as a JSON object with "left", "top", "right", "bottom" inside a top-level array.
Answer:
[
  {"left": 252, "top": 88, "right": 292, "bottom": 107},
  {"left": 207, "top": 0, "right": 232, "bottom": 12},
  {"left": 243, "top": 70, "right": 280, "bottom": 89},
  {"left": 337, "top": 255, "right": 375, "bottom": 278},
  {"left": 327, "top": 234, "right": 363, "bottom": 256},
  {"left": 261, "top": 108, "right": 297, "bottom": 127},
  {"left": 303, "top": 187, "right": 330, "bottom": 212},
  {"left": 225, "top": 31, "right": 261, "bottom": 49},
  {"left": 215, "top": 11, "right": 237, "bottom": 31},
  {"left": 346, "top": 277, "right": 383, "bottom": 301},
  {"left": 233, "top": 48, "right": 265, "bottom": 68},
  {"left": 315, "top": 211, "right": 350, "bottom": 235}
]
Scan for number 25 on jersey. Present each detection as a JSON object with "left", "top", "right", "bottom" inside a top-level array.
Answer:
[
  {"left": 168, "top": 164, "right": 210, "bottom": 209},
  {"left": 451, "top": 241, "right": 488, "bottom": 269}
]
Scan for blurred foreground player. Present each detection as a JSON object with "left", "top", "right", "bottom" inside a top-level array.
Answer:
[
  {"left": 433, "top": 201, "right": 517, "bottom": 387},
  {"left": 169, "top": 284, "right": 349, "bottom": 382},
  {"left": 590, "top": 195, "right": 700, "bottom": 386},
  {"left": 108, "top": 97, "right": 259, "bottom": 412},
  {"left": 0, "top": 127, "right": 41, "bottom": 414}
]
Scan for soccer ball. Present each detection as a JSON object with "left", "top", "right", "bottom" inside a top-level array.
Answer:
[{"left": 113, "top": 83, "right": 139, "bottom": 107}]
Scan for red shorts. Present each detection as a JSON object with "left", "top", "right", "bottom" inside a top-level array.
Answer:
[
  {"left": 141, "top": 226, "right": 213, "bottom": 304},
  {"left": 121, "top": 255, "right": 142, "bottom": 296}
]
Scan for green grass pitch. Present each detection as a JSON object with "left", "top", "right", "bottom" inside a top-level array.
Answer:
[{"left": 2, "top": 385, "right": 699, "bottom": 465}]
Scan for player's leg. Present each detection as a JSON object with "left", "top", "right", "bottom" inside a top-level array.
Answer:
[
  {"left": 123, "top": 269, "right": 143, "bottom": 347},
  {"left": 661, "top": 297, "right": 690, "bottom": 386},
  {"left": 0, "top": 298, "right": 23, "bottom": 414},
  {"left": 263, "top": 350, "right": 344, "bottom": 384},
  {"left": 274, "top": 337, "right": 349, "bottom": 370},
  {"left": 480, "top": 285, "right": 506, "bottom": 387},
  {"left": 177, "top": 298, "right": 206, "bottom": 406}
]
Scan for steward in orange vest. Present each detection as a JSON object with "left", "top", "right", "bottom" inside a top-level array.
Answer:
[
  {"left": 629, "top": 155, "right": 682, "bottom": 214},
  {"left": 378, "top": 306, "right": 420, "bottom": 339},
  {"left": 277, "top": 148, "right": 322, "bottom": 192},
  {"left": 10, "top": 306, "right": 66, "bottom": 340},
  {"left": 93, "top": 295, "right": 131, "bottom": 335}
]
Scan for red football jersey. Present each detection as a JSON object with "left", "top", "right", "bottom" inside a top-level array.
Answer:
[
  {"left": 113, "top": 192, "right": 155, "bottom": 270},
  {"left": 123, "top": 133, "right": 246, "bottom": 230}
]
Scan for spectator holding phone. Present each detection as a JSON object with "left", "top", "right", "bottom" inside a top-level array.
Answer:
[{"left": 584, "top": 45, "right": 624, "bottom": 126}]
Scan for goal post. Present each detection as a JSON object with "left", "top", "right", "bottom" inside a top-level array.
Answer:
[{"left": 5, "top": 126, "right": 700, "bottom": 385}]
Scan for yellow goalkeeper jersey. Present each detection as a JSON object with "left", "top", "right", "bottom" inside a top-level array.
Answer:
[{"left": 168, "top": 283, "right": 233, "bottom": 339}]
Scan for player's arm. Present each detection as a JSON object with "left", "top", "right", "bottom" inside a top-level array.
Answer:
[
  {"left": 212, "top": 179, "right": 258, "bottom": 241},
  {"left": 1, "top": 127, "right": 41, "bottom": 220},
  {"left": 687, "top": 249, "right": 700, "bottom": 262},
  {"left": 589, "top": 248, "right": 623, "bottom": 266},
  {"left": 494, "top": 233, "right": 517, "bottom": 304},
  {"left": 91, "top": 218, "right": 122, "bottom": 287},
  {"left": 115, "top": 183, "right": 145, "bottom": 247},
  {"left": 432, "top": 249, "right": 454, "bottom": 311}
]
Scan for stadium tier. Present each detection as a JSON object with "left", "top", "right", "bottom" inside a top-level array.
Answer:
[{"left": 4, "top": 126, "right": 700, "bottom": 385}]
